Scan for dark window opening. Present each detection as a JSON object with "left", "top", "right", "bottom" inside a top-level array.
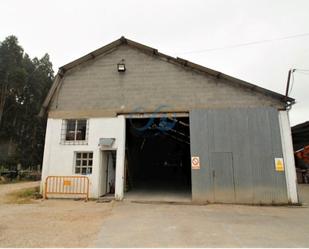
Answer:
[
  {"left": 66, "top": 119, "right": 87, "bottom": 141},
  {"left": 61, "top": 119, "right": 88, "bottom": 144}
]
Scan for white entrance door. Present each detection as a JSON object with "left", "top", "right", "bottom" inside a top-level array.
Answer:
[{"left": 100, "top": 150, "right": 116, "bottom": 196}]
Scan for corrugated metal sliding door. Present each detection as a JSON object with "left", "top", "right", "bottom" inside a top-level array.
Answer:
[
  {"left": 211, "top": 152, "right": 235, "bottom": 203},
  {"left": 190, "top": 107, "right": 288, "bottom": 204}
]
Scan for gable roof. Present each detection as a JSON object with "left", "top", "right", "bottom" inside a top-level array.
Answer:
[{"left": 39, "top": 36, "right": 295, "bottom": 116}]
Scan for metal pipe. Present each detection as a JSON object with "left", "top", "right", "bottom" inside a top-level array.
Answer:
[
  {"left": 285, "top": 69, "right": 296, "bottom": 98},
  {"left": 285, "top": 69, "right": 292, "bottom": 97}
]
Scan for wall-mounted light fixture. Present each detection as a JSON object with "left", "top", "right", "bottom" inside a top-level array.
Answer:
[{"left": 117, "top": 59, "right": 126, "bottom": 72}]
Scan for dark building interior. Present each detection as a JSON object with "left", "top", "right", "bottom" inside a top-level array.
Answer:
[{"left": 125, "top": 117, "right": 191, "bottom": 201}]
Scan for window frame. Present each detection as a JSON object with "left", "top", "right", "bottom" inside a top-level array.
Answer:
[
  {"left": 74, "top": 151, "right": 93, "bottom": 175},
  {"left": 61, "top": 119, "right": 89, "bottom": 145}
]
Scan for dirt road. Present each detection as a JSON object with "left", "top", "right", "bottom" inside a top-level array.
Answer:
[
  {"left": 1, "top": 182, "right": 309, "bottom": 247},
  {"left": 0, "top": 181, "right": 113, "bottom": 247},
  {"left": 94, "top": 186, "right": 309, "bottom": 247},
  {"left": 0, "top": 181, "right": 39, "bottom": 204}
]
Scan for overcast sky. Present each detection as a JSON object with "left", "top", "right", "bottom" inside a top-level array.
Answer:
[{"left": 1, "top": 0, "right": 308, "bottom": 125}]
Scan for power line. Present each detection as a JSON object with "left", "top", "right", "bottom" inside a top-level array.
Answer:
[
  {"left": 288, "top": 68, "right": 309, "bottom": 96},
  {"left": 178, "top": 32, "right": 309, "bottom": 54},
  {"left": 295, "top": 71, "right": 309, "bottom": 75},
  {"left": 295, "top": 68, "right": 309, "bottom": 72}
]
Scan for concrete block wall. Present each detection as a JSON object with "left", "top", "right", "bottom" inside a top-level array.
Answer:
[{"left": 49, "top": 45, "right": 284, "bottom": 117}]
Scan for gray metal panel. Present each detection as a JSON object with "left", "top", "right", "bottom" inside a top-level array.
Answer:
[
  {"left": 189, "top": 109, "right": 213, "bottom": 203},
  {"left": 190, "top": 107, "right": 288, "bottom": 204},
  {"left": 229, "top": 108, "right": 254, "bottom": 203},
  {"left": 211, "top": 152, "right": 235, "bottom": 203},
  {"left": 247, "top": 108, "right": 274, "bottom": 203},
  {"left": 212, "top": 110, "right": 232, "bottom": 152}
]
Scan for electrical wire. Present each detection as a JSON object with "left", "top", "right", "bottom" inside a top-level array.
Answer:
[
  {"left": 288, "top": 68, "right": 309, "bottom": 96},
  {"left": 295, "top": 71, "right": 309, "bottom": 75},
  {"left": 178, "top": 32, "right": 309, "bottom": 54},
  {"left": 295, "top": 69, "right": 309, "bottom": 72}
]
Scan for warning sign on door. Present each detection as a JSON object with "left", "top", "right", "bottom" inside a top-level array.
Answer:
[
  {"left": 191, "top": 156, "right": 200, "bottom": 169},
  {"left": 275, "top": 158, "right": 285, "bottom": 172}
]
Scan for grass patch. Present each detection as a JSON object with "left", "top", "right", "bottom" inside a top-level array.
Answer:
[
  {"left": 5, "top": 186, "right": 41, "bottom": 204},
  {"left": 0, "top": 179, "right": 21, "bottom": 185}
]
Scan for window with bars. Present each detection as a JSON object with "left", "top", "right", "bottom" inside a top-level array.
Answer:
[
  {"left": 75, "top": 152, "right": 93, "bottom": 175},
  {"left": 61, "top": 119, "right": 88, "bottom": 144}
]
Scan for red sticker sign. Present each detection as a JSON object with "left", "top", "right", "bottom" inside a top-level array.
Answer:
[{"left": 191, "top": 156, "right": 200, "bottom": 169}]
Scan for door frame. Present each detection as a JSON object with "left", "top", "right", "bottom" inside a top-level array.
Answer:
[
  {"left": 99, "top": 148, "right": 117, "bottom": 197},
  {"left": 123, "top": 112, "right": 192, "bottom": 200}
]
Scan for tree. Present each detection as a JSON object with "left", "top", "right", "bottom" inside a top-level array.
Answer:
[
  {"left": 0, "top": 36, "right": 25, "bottom": 125},
  {"left": 0, "top": 36, "right": 54, "bottom": 168}
]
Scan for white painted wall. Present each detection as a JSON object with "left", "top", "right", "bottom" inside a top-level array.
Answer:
[
  {"left": 278, "top": 111, "right": 299, "bottom": 203},
  {"left": 41, "top": 116, "right": 126, "bottom": 199}
]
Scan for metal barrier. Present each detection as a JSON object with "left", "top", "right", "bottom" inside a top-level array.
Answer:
[{"left": 44, "top": 176, "right": 89, "bottom": 201}]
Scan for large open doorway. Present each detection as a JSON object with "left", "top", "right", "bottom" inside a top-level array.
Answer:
[{"left": 125, "top": 115, "right": 191, "bottom": 202}]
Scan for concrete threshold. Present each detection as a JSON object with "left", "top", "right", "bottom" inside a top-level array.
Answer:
[
  {"left": 123, "top": 198, "right": 306, "bottom": 207},
  {"left": 126, "top": 199, "right": 194, "bottom": 206}
]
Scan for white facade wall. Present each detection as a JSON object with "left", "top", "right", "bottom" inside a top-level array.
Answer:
[{"left": 41, "top": 116, "right": 126, "bottom": 199}]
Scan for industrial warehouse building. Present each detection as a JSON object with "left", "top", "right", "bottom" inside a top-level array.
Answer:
[{"left": 40, "top": 37, "right": 298, "bottom": 204}]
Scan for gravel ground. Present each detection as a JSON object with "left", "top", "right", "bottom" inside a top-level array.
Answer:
[
  {"left": 0, "top": 181, "right": 113, "bottom": 247},
  {"left": 1, "top": 182, "right": 309, "bottom": 247},
  {"left": 94, "top": 185, "right": 309, "bottom": 248}
]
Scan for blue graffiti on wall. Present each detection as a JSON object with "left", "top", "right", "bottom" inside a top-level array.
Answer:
[{"left": 128, "top": 105, "right": 177, "bottom": 136}]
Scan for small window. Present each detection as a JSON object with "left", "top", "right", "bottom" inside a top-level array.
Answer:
[
  {"left": 61, "top": 119, "right": 88, "bottom": 145},
  {"left": 75, "top": 152, "right": 93, "bottom": 175}
]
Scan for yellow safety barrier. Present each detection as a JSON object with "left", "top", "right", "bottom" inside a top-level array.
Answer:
[{"left": 44, "top": 176, "right": 89, "bottom": 201}]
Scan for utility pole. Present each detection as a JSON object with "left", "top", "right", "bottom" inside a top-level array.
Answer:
[{"left": 285, "top": 68, "right": 296, "bottom": 98}]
